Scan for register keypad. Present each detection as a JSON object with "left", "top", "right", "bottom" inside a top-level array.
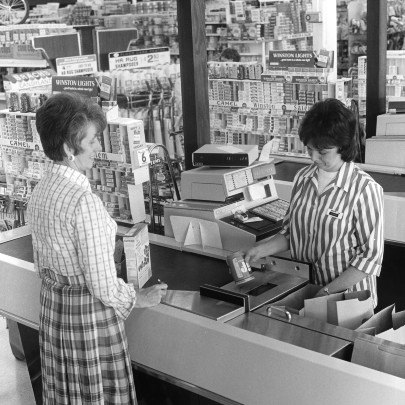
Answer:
[{"left": 250, "top": 199, "right": 289, "bottom": 222}]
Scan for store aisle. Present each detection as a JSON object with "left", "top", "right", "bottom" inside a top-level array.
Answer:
[{"left": 0, "top": 317, "right": 36, "bottom": 404}]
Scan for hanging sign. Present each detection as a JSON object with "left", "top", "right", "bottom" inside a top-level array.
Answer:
[
  {"left": 108, "top": 47, "right": 170, "bottom": 71},
  {"left": 4, "top": 69, "right": 54, "bottom": 91},
  {"left": 51, "top": 76, "right": 98, "bottom": 97},
  {"left": 56, "top": 55, "right": 98, "bottom": 77},
  {"left": 268, "top": 51, "right": 317, "bottom": 68}
]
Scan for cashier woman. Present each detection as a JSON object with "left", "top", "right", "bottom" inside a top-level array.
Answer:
[
  {"left": 27, "top": 92, "right": 167, "bottom": 404},
  {"left": 244, "top": 98, "right": 384, "bottom": 307}
]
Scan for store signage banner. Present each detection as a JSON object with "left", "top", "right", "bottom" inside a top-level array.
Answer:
[
  {"left": 4, "top": 69, "right": 54, "bottom": 91},
  {"left": 268, "top": 51, "right": 317, "bottom": 68},
  {"left": 56, "top": 55, "right": 98, "bottom": 77},
  {"left": 108, "top": 47, "right": 170, "bottom": 71},
  {"left": 0, "top": 138, "right": 38, "bottom": 150},
  {"left": 51, "top": 76, "right": 98, "bottom": 97}
]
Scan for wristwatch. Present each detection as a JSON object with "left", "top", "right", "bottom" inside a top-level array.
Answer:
[{"left": 323, "top": 287, "right": 330, "bottom": 295}]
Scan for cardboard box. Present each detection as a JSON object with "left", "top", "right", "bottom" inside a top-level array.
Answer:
[{"left": 123, "top": 223, "right": 151, "bottom": 288}]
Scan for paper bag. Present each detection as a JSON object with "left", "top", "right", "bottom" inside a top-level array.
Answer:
[
  {"left": 327, "top": 290, "right": 374, "bottom": 329},
  {"left": 270, "top": 284, "right": 320, "bottom": 315},
  {"left": 356, "top": 304, "right": 405, "bottom": 344},
  {"left": 304, "top": 290, "right": 374, "bottom": 329},
  {"left": 303, "top": 292, "right": 344, "bottom": 323},
  {"left": 378, "top": 307, "right": 405, "bottom": 345},
  {"left": 356, "top": 304, "right": 395, "bottom": 335},
  {"left": 352, "top": 305, "right": 405, "bottom": 379}
]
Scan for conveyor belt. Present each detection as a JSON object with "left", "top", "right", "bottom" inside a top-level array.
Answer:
[{"left": 0, "top": 235, "right": 233, "bottom": 291}]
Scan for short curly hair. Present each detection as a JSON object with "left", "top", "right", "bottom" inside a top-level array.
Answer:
[
  {"left": 35, "top": 92, "right": 106, "bottom": 162},
  {"left": 299, "top": 98, "right": 357, "bottom": 162},
  {"left": 220, "top": 48, "right": 241, "bottom": 62}
]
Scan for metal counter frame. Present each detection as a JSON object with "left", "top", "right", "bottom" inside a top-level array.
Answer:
[{"left": 1, "top": 228, "right": 405, "bottom": 405}]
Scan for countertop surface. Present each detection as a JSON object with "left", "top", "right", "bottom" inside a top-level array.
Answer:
[{"left": 274, "top": 161, "right": 405, "bottom": 192}]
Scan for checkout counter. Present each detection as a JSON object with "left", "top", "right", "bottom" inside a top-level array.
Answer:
[{"left": 1, "top": 225, "right": 405, "bottom": 405}]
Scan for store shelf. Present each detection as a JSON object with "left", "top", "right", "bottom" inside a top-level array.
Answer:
[
  {"left": 270, "top": 154, "right": 312, "bottom": 164},
  {"left": 0, "top": 109, "right": 36, "bottom": 117},
  {"left": 208, "top": 78, "right": 261, "bottom": 82},
  {"left": 227, "top": 33, "right": 313, "bottom": 44},
  {"left": 0, "top": 59, "right": 47, "bottom": 68},
  {"left": 227, "top": 39, "right": 263, "bottom": 43},
  {"left": 125, "top": 12, "right": 177, "bottom": 18}
]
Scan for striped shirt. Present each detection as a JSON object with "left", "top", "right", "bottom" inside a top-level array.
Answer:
[
  {"left": 27, "top": 163, "right": 136, "bottom": 319},
  {"left": 280, "top": 161, "right": 384, "bottom": 307}
]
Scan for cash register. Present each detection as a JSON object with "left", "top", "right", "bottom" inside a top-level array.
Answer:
[{"left": 164, "top": 157, "right": 290, "bottom": 252}]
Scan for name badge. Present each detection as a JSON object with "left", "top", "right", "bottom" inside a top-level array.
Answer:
[{"left": 327, "top": 209, "right": 343, "bottom": 219}]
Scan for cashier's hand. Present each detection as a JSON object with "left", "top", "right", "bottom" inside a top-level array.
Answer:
[
  {"left": 134, "top": 283, "right": 168, "bottom": 308},
  {"left": 243, "top": 246, "right": 264, "bottom": 264},
  {"left": 314, "top": 286, "right": 328, "bottom": 298}
]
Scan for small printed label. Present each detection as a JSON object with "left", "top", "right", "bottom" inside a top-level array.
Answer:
[
  {"left": 327, "top": 209, "right": 343, "bottom": 219},
  {"left": 56, "top": 55, "right": 98, "bottom": 77}
]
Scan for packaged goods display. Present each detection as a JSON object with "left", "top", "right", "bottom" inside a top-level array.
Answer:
[
  {"left": 208, "top": 55, "right": 334, "bottom": 159},
  {"left": 205, "top": 0, "right": 314, "bottom": 62},
  {"left": 102, "top": 0, "right": 179, "bottom": 55},
  {"left": 123, "top": 222, "right": 152, "bottom": 288},
  {"left": 0, "top": 50, "right": 183, "bottom": 230}
]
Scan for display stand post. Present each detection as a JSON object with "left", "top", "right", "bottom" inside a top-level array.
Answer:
[
  {"left": 366, "top": 0, "right": 387, "bottom": 139},
  {"left": 177, "top": 0, "right": 210, "bottom": 170}
]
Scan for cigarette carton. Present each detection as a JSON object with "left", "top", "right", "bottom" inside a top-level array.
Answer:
[{"left": 123, "top": 223, "right": 151, "bottom": 288}]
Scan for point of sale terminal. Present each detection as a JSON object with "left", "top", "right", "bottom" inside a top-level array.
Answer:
[{"left": 163, "top": 144, "right": 309, "bottom": 311}]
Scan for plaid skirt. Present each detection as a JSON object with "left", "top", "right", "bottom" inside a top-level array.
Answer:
[{"left": 39, "top": 270, "right": 137, "bottom": 404}]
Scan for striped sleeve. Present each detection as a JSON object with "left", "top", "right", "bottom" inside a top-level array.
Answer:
[
  {"left": 74, "top": 192, "right": 136, "bottom": 319},
  {"left": 350, "top": 181, "right": 384, "bottom": 276},
  {"left": 279, "top": 169, "right": 302, "bottom": 240}
]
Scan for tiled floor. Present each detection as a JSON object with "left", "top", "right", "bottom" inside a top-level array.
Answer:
[{"left": 0, "top": 317, "right": 36, "bottom": 405}]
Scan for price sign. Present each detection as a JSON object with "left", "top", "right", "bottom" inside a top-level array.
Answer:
[
  {"left": 137, "top": 147, "right": 150, "bottom": 166},
  {"left": 0, "top": 138, "right": 40, "bottom": 150},
  {"left": 109, "top": 47, "right": 170, "bottom": 71},
  {"left": 56, "top": 55, "right": 98, "bottom": 77},
  {"left": 131, "top": 144, "right": 150, "bottom": 169},
  {"left": 94, "top": 151, "right": 124, "bottom": 162}
]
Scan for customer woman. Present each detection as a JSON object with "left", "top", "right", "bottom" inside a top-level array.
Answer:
[
  {"left": 27, "top": 92, "right": 167, "bottom": 404},
  {"left": 244, "top": 98, "right": 384, "bottom": 307}
]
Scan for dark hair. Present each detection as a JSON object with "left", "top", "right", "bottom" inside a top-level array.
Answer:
[
  {"left": 299, "top": 98, "right": 357, "bottom": 162},
  {"left": 220, "top": 48, "right": 241, "bottom": 62},
  {"left": 35, "top": 92, "right": 106, "bottom": 162}
]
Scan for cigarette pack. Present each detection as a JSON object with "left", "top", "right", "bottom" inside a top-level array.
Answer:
[{"left": 123, "top": 223, "right": 151, "bottom": 288}]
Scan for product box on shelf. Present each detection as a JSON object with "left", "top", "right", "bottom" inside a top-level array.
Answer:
[
  {"left": 100, "top": 117, "right": 146, "bottom": 164},
  {"left": 123, "top": 222, "right": 152, "bottom": 288}
]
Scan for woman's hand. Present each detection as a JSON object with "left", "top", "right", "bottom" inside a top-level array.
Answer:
[
  {"left": 243, "top": 234, "right": 289, "bottom": 264},
  {"left": 244, "top": 246, "right": 264, "bottom": 264},
  {"left": 314, "top": 286, "right": 328, "bottom": 298},
  {"left": 134, "top": 283, "right": 168, "bottom": 308}
]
